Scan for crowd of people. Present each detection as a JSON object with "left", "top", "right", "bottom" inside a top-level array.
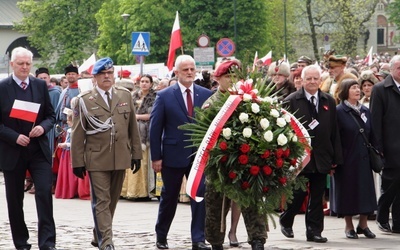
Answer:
[{"left": 1, "top": 45, "right": 400, "bottom": 250}]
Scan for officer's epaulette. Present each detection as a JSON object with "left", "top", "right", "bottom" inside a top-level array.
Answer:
[
  {"left": 77, "top": 90, "right": 92, "bottom": 97},
  {"left": 115, "top": 86, "right": 131, "bottom": 93}
]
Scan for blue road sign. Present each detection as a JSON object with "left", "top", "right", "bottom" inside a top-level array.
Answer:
[
  {"left": 216, "top": 38, "right": 235, "bottom": 57},
  {"left": 132, "top": 32, "right": 150, "bottom": 56}
]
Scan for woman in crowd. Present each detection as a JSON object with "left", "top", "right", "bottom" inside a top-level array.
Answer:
[
  {"left": 121, "top": 74, "right": 157, "bottom": 200},
  {"left": 333, "top": 79, "right": 377, "bottom": 239},
  {"left": 359, "top": 70, "right": 379, "bottom": 108}
]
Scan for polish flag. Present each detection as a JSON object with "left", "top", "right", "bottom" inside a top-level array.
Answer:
[
  {"left": 78, "top": 53, "right": 96, "bottom": 74},
  {"left": 167, "top": 11, "right": 183, "bottom": 71},
  {"left": 252, "top": 51, "right": 258, "bottom": 72},
  {"left": 364, "top": 46, "right": 373, "bottom": 66},
  {"left": 260, "top": 51, "right": 272, "bottom": 66},
  {"left": 9, "top": 100, "right": 41, "bottom": 123}
]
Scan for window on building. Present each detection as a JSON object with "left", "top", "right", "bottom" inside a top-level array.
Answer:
[{"left": 377, "top": 28, "right": 385, "bottom": 45}]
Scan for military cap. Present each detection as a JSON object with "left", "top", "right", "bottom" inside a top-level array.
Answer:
[
  {"left": 92, "top": 57, "right": 114, "bottom": 75},
  {"left": 35, "top": 67, "right": 50, "bottom": 77},
  {"left": 214, "top": 60, "right": 240, "bottom": 77},
  {"left": 64, "top": 64, "right": 79, "bottom": 75}
]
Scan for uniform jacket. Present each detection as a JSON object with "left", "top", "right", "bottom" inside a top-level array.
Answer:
[
  {"left": 370, "top": 75, "right": 400, "bottom": 179},
  {"left": 283, "top": 88, "right": 342, "bottom": 174},
  {"left": 0, "top": 76, "right": 55, "bottom": 170},
  {"left": 149, "top": 83, "right": 213, "bottom": 168},
  {"left": 71, "top": 86, "right": 142, "bottom": 171}
]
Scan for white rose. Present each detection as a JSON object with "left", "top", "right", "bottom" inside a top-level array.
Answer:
[
  {"left": 239, "top": 113, "right": 249, "bottom": 123},
  {"left": 251, "top": 103, "right": 260, "bottom": 113},
  {"left": 284, "top": 114, "right": 291, "bottom": 123},
  {"left": 243, "top": 93, "right": 252, "bottom": 102},
  {"left": 292, "top": 135, "right": 298, "bottom": 142},
  {"left": 263, "top": 130, "right": 273, "bottom": 142},
  {"left": 263, "top": 96, "right": 273, "bottom": 104},
  {"left": 289, "top": 166, "right": 296, "bottom": 172},
  {"left": 260, "top": 118, "right": 270, "bottom": 130},
  {"left": 243, "top": 127, "right": 252, "bottom": 138},
  {"left": 222, "top": 128, "right": 232, "bottom": 139},
  {"left": 270, "top": 109, "right": 280, "bottom": 118},
  {"left": 276, "top": 117, "right": 287, "bottom": 128},
  {"left": 277, "top": 133, "right": 288, "bottom": 146}
]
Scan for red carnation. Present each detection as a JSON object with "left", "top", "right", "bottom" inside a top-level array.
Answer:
[
  {"left": 275, "top": 148, "right": 284, "bottom": 158},
  {"left": 262, "top": 187, "right": 269, "bottom": 192},
  {"left": 262, "top": 165, "right": 273, "bottom": 176},
  {"left": 240, "top": 144, "right": 251, "bottom": 154},
  {"left": 241, "top": 181, "right": 250, "bottom": 190},
  {"left": 249, "top": 165, "right": 260, "bottom": 176},
  {"left": 276, "top": 158, "right": 284, "bottom": 168},
  {"left": 279, "top": 177, "right": 287, "bottom": 185},
  {"left": 220, "top": 155, "right": 228, "bottom": 163},
  {"left": 283, "top": 148, "right": 290, "bottom": 158},
  {"left": 219, "top": 141, "right": 228, "bottom": 151},
  {"left": 260, "top": 150, "right": 271, "bottom": 159},
  {"left": 238, "top": 154, "right": 249, "bottom": 165},
  {"left": 228, "top": 171, "right": 237, "bottom": 179},
  {"left": 290, "top": 158, "right": 297, "bottom": 166}
]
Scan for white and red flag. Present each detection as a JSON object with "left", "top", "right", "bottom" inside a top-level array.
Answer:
[
  {"left": 364, "top": 46, "right": 373, "bottom": 66},
  {"left": 167, "top": 11, "right": 183, "bottom": 71},
  {"left": 9, "top": 100, "right": 40, "bottom": 123},
  {"left": 260, "top": 51, "right": 272, "bottom": 66},
  {"left": 78, "top": 53, "right": 96, "bottom": 74}
]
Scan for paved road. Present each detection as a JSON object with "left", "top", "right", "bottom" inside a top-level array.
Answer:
[{"left": 0, "top": 172, "right": 398, "bottom": 249}]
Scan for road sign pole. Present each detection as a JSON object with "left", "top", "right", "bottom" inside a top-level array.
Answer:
[{"left": 140, "top": 56, "right": 144, "bottom": 76}]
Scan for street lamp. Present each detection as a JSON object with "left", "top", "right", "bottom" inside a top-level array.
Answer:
[
  {"left": 283, "top": 0, "right": 288, "bottom": 60},
  {"left": 121, "top": 13, "right": 130, "bottom": 63}
]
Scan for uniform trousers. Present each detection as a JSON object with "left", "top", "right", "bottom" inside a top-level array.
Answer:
[
  {"left": 205, "top": 180, "right": 267, "bottom": 245},
  {"left": 89, "top": 170, "right": 125, "bottom": 249}
]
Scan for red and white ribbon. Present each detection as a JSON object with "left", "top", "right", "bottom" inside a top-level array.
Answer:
[{"left": 186, "top": 95, "right": 242, "bottom": 201}]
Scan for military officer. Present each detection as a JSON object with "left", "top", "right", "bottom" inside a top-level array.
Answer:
[
  {"left": 71, "top": 57, "right": 142, "bottom": 250},
  {"left": 203, "top": 59, "right": 268, "bottom": 250}
]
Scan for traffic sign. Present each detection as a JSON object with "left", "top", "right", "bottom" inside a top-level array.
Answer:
[
  {"left": 216, "top": 38, "right": 235, "bottom": 57},
  {"left": 132, "top": 32, "right": 150, "bottom": 56}
]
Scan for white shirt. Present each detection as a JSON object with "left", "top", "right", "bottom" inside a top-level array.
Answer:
[
  {"left": 304, "top": 90, "right": 318, "bottom": 112},
  {"left": 177, "top": 82, "right": 194, "bottom": 110},
  {"left": 96, "top": 86, "right": 112, "bottom": 107},
  {"left": 12, "top": 74, "right": 29, "bottom": 88}
]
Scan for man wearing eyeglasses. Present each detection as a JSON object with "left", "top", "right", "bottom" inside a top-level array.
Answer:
[{"left": 71, "top": 57, "right": 142, "bottom": 250}]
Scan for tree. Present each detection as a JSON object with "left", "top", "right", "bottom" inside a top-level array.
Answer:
[
  {"left": 16, "top": 0, "right": 103, "bottom": 72},
  {"left": 388, "top": 0, "right": 400, "bottom": 44},
  {"left": 96, "top": 0, "right": 273, "bottom": 66}
]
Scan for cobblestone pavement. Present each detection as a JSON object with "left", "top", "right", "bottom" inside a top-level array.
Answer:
[{"left": 0, "top": 172, "right": 399, "bottom": 249}]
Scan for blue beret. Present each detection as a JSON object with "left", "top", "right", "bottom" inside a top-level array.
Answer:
[{"left": 92, "top": 57, "right": 114, "bottom": 75}]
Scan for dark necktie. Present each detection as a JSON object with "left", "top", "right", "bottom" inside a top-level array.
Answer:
[
  {"left": 310, "top": 96, "right": 318, "bottom": 116},
  {"left": 105, "top": 91, "right": 112, "bottom": 108},
  {"left": 186, "top": 89, "right": 193, "bottom": 117},
  {"left": 21, "top": 81, "right": 27, "bottom": 90}
]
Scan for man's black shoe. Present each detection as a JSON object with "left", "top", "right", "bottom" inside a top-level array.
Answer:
[
  {"left": 211, "top": 245, "right": 223, "bottom": 250},
  {"left": 156, "top": 240, "right": 169, "bottom": 249},
  {"left": 250, "top": 239, "right": 264, "bottom": 250},
  {"left": 91, "top": 241, "right": 98, "bottom": 247},
  {"left": 306, "top": 235, "right": 328, "bottom": 243},
  {"left": 192, "top": 241, "right": 211, "bottom": 250},
  {"left": 104, "top": 245, "right": 115, "bottom": 250},
  {"left": 376, "top": 221, "right": 392, "bottom": 233},
  {"left": 281, "top": 226, "right": 294, "bottom": 238}
]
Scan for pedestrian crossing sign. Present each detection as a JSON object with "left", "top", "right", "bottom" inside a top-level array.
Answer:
[{"left": 131, "top": 32, "right": 150, "bottom": 56}]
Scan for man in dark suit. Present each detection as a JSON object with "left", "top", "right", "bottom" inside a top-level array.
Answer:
[
  {"left": 280, "top": 65, "right": 342, "bottom": 243},
  {"left": 370, "top": 55, "right": 400, "bottom": 234},
  {"left": 0, "top": 47, "right": 56, "bottom": 250},
  {"left": 150, "top": 55, "right": 213, "bottom": 250}
]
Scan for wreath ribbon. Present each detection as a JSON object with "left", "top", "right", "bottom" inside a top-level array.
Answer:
[{"left": 186, "top": 95, "right": 242, "bottom": 201}]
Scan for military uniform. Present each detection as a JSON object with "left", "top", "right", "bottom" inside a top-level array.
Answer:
[
  {"left": 71, "top": 85, "right": 142, "bottom": 249},
  {"left": 203, "top": 89, "right": 268, "bottom": 246}
]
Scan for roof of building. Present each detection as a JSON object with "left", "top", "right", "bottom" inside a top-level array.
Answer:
[{"left": 0, "top": 0, "right": 23, "bottom": 27}]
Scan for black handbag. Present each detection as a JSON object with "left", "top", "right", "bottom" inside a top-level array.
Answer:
[{"left": 349, "top": 113, "right": 383, "bottom": 173}]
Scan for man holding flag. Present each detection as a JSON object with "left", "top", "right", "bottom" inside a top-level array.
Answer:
[{"left": 0, "top": 47, "right": 57, "bottom": 250}]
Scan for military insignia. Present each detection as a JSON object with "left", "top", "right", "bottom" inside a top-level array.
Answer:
[
  {"left": 117, "top": 102, "right": 128, "bottom": 107},
  {"left": 89, "top": 96, "right": 94, "bottom": 101},
  {"left": 73, "top": 106, "right": 80, "bottom": 117},
  {"left": 91, "top": 107, "right": 99, "bottom": 110}
]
